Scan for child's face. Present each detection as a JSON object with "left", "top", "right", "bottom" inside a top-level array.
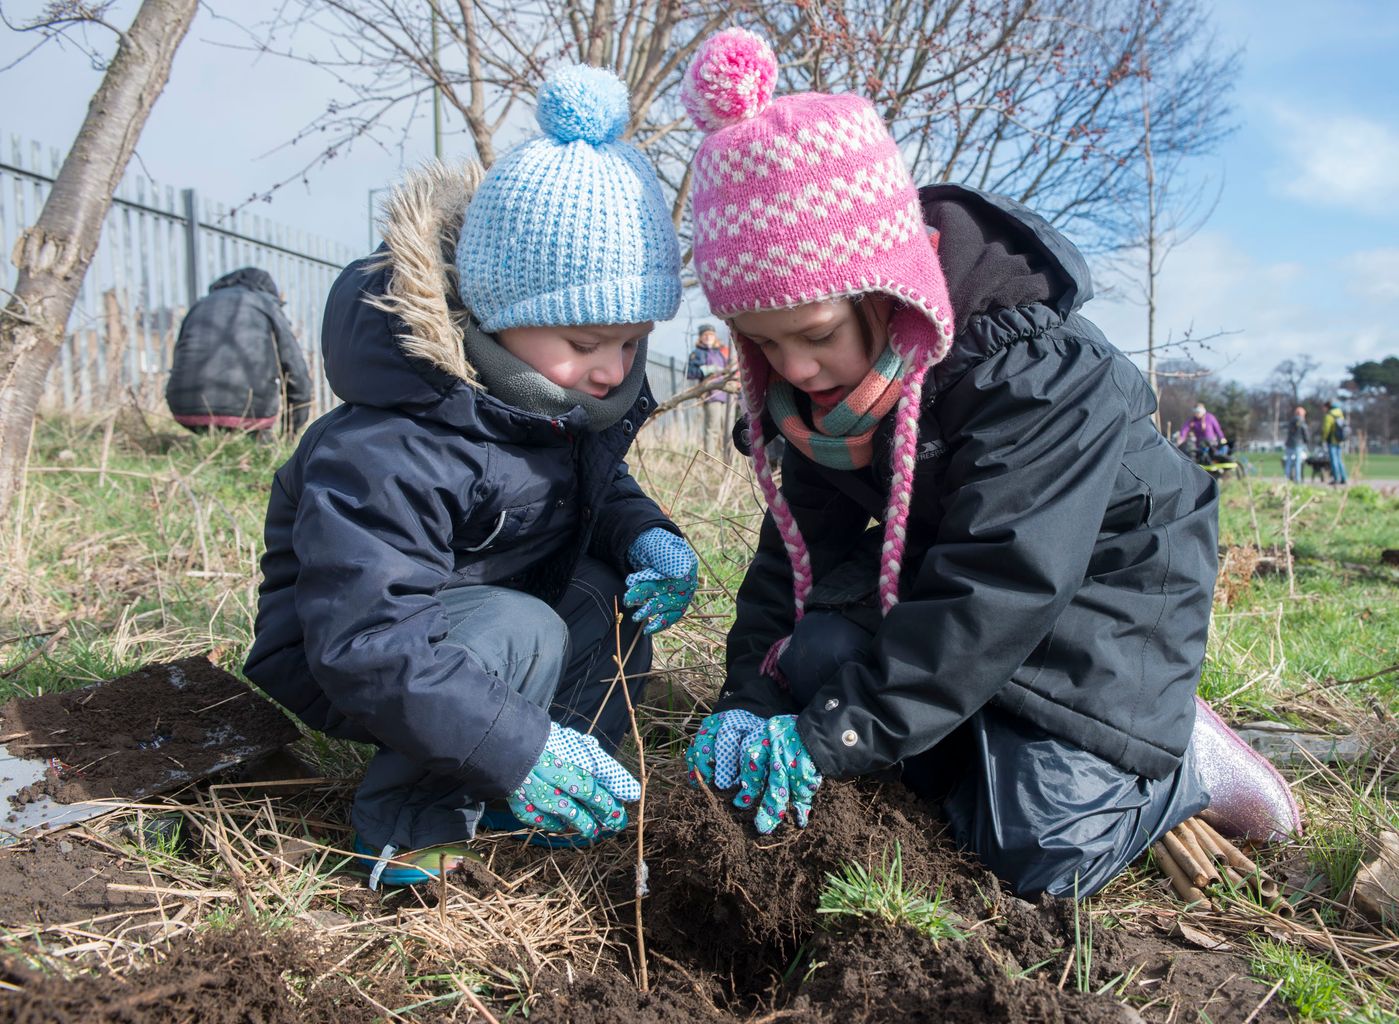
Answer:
[
  {"left": 731, "top": 298, "right": 890, "bottom": 406},
  {"left": 496, "top": 322, "right": 652, "bottom": 400}
]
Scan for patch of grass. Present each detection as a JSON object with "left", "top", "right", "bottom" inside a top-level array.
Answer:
[
  {"left": 1248, "top": 937, "right": 1395, "bottom": 1023},
  {"left": 1308, "top": 823, "right": 1368, "bottom": 899},
  {"left": 817, "top": 841, "right": 966, "bottom": 943},
  {"left": 1202, "top": 481, "right": 1399, "bottom": 720}
]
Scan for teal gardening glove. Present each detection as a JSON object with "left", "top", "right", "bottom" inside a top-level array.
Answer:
[
  {"left": 509, "top": 723, "right": 641, "bottom": 839},
  {"left": 735, "top": 715, "right": 823, "bottom": 834},
  {"left": 685, "top": 709, "right": 767, "bottom": 789},
  {"left": 624, "top": 527, "right": 698, "bottom": 635}
]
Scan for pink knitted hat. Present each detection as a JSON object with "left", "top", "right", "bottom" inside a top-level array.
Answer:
[{"left": 683, "top": 29, "right": 956, "bottom": 657}]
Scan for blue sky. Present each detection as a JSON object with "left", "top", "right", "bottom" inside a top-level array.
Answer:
[
  {"left": 1088, "top": 0, "right": 1399, "bottom": 387},
  {"left": 2, "top": 1, "right": 1396, "bottom": 383}
]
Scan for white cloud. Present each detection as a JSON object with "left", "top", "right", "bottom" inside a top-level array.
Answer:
[
  {"left": 1086, "top": 231, "right": 1390, "bottom": 386},
  {"left": 1342, "top": 248, "right": 1399, "bottom": 303},
  {"left": 1270, "top": 108, "right": 1399, "bottom": 214}
]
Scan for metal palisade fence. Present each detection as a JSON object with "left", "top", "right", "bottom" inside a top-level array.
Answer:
[{"left": 0, "top": 133, "right": 357, "bottom": 418}]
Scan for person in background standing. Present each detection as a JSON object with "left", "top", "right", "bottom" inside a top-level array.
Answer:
[
  {"left": 1322, "top": 401, "right": 1349, "bottom": 486},
  {"left": 166, "top": 267, "right": 313, "bottom": 440},
  {"left": 1283, "top": 406, "right": 1309, "bottom": 484},
  {"left": 686, "top": 323, "right": 733, "bottom": 460}
]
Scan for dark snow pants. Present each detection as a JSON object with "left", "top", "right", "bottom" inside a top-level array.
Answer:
[
  {"left": 778, "top": 610, "right": 1208, "bottom": 899},
  {"left": 351, "top": 556, "right": 651, "bottom": 851}
]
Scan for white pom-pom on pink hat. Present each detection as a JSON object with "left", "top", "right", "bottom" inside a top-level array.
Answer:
[{"left": 681, "top": 28, "right": 777, "bottom": 133}]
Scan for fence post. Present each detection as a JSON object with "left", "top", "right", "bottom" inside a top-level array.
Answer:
[
  {"left": 181, "top": 188, "right": 200, "bottom": 306},
  {"left": 669, "top": 355, "right": 678, "bottom": 398}
]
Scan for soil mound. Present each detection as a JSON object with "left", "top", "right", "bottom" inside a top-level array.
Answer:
[
  {"left": 1, "top": 656, "right": 298, "bottom": 808},
  {"left": 645, "top": 777, "right": 970, "bottom": 959},
  {"left": 624, "top": 779, "right": 1291, "bottom": 1023}
]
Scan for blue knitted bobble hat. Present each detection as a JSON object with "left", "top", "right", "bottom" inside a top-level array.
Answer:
[{"left": 456, "top": 64, "right": 683, "bottom": 332}]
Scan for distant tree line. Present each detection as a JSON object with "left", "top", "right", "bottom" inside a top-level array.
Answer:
[{"left": 1155, "top": 355, "right": 1399, "bottom": 450}]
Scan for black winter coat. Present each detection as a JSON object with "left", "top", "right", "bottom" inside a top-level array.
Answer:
[
  {"left": 243, "top": 169, "right": 675, "bottom": 798},
  {"left": 718, "top": 184, "right": 1219, "bottom": 783},
  {"left": 166, "top": 268, "right": 313, "bottom": 431}
]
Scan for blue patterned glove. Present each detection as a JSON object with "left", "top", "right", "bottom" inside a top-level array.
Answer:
[
  {"left": 624, "top": 528, "right": 698, "bottom": 634},
  {"left": 508, "top": 724, "right": 641, "bottom": 839},
  {"left": 735, "top": 715, "right": 823, "bottom": 834},
  {"left": 685, "top": 709, "right": 767, "bottom": 789}
]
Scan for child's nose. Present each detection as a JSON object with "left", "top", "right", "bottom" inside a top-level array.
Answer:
[
  {"left": 783, "top": 352, "right": 821, "bottom": 385},
  {"left": 593, "top": 350, "right": 627, "bottom": 387}
]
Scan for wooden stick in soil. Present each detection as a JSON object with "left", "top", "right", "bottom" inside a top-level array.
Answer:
[
  {"left": 460, "top": 985, "right": 502, "bottom": 1024},
  {"left": 0, "top": 624, "right": 67, "bottom": 679},
  {"left": 613, "top": 605, "right": 649, "bottom": 994},
  {"left": 1153, "top": 841, "right": 1208, "bottom": 906},
  {"left": 439, "top": 853, "right": 448, "bottom": 930}
]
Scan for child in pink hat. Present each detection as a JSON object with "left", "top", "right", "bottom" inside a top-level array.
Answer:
[{"left": 680, "top": 29, "right": 1298, "bottom": 899}]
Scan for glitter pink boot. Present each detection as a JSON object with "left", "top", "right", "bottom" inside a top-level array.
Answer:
[{"left": 1193, "top": 696, "right": 1302, "bottom": 841}]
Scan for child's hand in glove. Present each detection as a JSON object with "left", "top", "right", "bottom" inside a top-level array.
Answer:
[
  {"left": 734, "top": 715, "right": 823, "bottom": 834},
  {"left": 624, "top": 528, "right": 698, "bottom": 634},
  {"left": 508, "top": 724, "right": 640, "bottom": 839},
  {"left": 685, "top": 709, "right": 766, "bottom": 789}
]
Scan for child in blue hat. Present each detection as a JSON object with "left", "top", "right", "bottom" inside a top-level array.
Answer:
[{"left": 245, "top": 65, "right": 697, "bottom": 887}]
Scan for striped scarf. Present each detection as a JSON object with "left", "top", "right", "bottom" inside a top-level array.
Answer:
[{"left": 767, "top": 346, "right": 907, "bottom": 469}]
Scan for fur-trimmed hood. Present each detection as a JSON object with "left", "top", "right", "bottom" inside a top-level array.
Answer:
[{"left": 321, "top": 162, "right": 537, "bottom": 423}]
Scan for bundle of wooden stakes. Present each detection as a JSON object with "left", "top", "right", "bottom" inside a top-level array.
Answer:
[{"left": 1154, "top": 816, "right": 1290, "bottom": 914}]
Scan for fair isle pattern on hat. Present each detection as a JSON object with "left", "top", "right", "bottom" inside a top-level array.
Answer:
[
  {"left": 692, "top": 104, "right": 891, "bottom": 192},
  {"left": 457, "top": 64, "right": 682, "bottom": 332},
  {"left": 684, "top": 29, "right": 956, "bottom": 658}
]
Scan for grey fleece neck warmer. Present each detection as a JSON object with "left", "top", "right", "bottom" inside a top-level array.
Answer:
[{"left": 461, "top": 320, "right": 646, "bottom": 433}]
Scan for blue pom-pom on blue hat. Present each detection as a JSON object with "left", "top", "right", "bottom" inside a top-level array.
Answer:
[
  {"left": 457, "top": 64, "right": 681, "bottom": 333},
  {"left": 536, "top": 64, "right": 630, "bottom": 145}
]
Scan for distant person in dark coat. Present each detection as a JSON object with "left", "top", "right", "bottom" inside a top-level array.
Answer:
[
  {"left": 1283, "top": 406, "right": 1310, "bottom": 483},
  {"left": 685, "top": 322, "right": 734, "bottom": 459},
  {"left": 165, "top": 267, "right": 313, "bottom": 437}
]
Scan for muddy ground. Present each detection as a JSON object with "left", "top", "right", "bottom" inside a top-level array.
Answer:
[
  {"left": 0, "top": 656, "right": 298, "bottom": 811},
  {"left": 0, "top": 922, "right": 399, "bottom": 1024}
]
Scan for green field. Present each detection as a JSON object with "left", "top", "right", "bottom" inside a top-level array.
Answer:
[{"left": 1248, "top": 450, "right": 1399, "bottom": 481}]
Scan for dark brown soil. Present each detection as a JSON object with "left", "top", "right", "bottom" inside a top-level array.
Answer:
[
  {"left": 1, "top": 656, "right": 298, "bottom": 808},
  {"left": 0, "top": 923, "right": 404, "bottom": 1024},
  {"left": 524, "top": 780, "right": 1293, "bottom": 1023},
  {"left": 0, "top": 838, "right": 157, "bottom": 928}
]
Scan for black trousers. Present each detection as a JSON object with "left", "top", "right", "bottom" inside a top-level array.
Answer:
[{"left": 352, "top": 556, "right": 650, "bottom": 850}]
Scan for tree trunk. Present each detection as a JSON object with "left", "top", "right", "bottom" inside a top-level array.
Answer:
[{"left": 0, "top": 0, "right": 198, "bottom": 517}]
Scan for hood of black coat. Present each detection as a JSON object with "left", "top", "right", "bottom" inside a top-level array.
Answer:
[
  {"left": 920, "top": 184, "right": 1092, "bottom": 327},
  {"left": 918, "top": 184, "right": 1094, "bottom": 385},
  {"left": 209, "top": 267, "right": 279, "bottom": 297}
]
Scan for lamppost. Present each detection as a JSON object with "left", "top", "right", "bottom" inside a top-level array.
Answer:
[{"left": 367, "top": 186, "right": 393, "bottom": 252}]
